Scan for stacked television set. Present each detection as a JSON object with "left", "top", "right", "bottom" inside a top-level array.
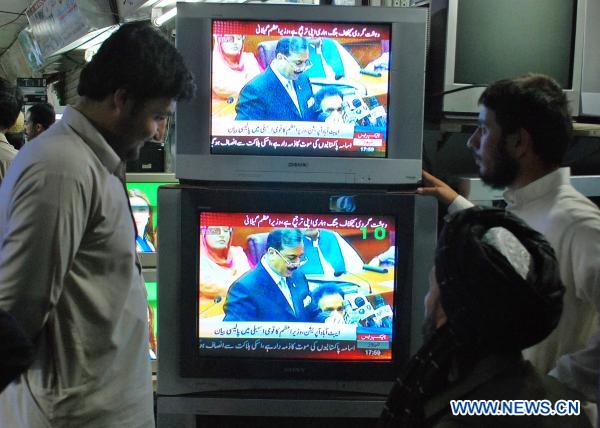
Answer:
[
  {"left": 175, "top": 2, "right": 427, "bottom": 184},
  {"left": 157, "top": 2, "right": 434, "bottom": 425},
  {"left": 158, "top": 188, "right": 436, "bottom": 394}
]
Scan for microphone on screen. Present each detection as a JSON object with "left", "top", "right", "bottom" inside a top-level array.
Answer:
[
  {"left": 373, "top": 294, "right": 393, "bottom": 329},
  {"left": 359, "top": 68, "right": 382, "bottom": 77},
  {"left": 362, "top": 264, "right": 388, "bottom": 274},
  {"left": 353, "top": 295, "right": 379, "bottom": 328},
  {"left": 342, "top": 294, "right": 377, "bottom": 327}
]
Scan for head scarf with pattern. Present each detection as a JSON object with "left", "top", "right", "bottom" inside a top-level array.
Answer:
[{"left": 379, "top": 207, "right": 564, "bottom": 428}]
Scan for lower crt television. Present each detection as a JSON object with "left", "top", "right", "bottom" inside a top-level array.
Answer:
[
  {"left": 175, "top": 3, "right": 427, "bottom": 185},
  {"left": 157, "top": 185, "right": 437, "bottom": 412}
]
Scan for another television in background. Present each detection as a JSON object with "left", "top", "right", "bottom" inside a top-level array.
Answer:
[
  {"left": 126, "top": 180, "right": 171, "bottom": 360},
  {"left": 126, "top": 181, "right": 170, "bottom": 256},
  {"left": 157, "top": 186, "right": 437, "bottom": 415},
  {"left": 146, "top": 280, "right": 158, "bottom": 360},
  {"left": 176, "top": 3, "right": 427, "bottom": 185},
  {"left": 580, "top": 0, "right": 600, "bottom": 118},
  {"left": 427, "top": 0, "right": 586, "bottom": 119}
]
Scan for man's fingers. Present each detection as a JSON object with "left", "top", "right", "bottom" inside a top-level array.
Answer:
[
  {"left": 416, "top": 187, "right": 439, "bottom": 196},
  {"left": 421, "top": 170, "right": 443, "bottom": 187}
]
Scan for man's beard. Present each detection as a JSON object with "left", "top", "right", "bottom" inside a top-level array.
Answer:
[{"left": 479, "top": 141, "right": 520, "bottom": 189}]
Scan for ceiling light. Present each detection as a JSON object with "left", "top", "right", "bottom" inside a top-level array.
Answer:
[{"left": 154, "top": 7, "right": 177, "bottom": 27}]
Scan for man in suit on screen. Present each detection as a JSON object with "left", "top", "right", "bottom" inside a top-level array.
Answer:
[
  {"left": 235, "top": 37, "right": 317, "bottom": 122},
  {"left": 223, "top": 228, "right": 326, "bottom": 322}
]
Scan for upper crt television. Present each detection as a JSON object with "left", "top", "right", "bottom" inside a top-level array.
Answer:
[
  {"left": 427, "top": 0, "right": 586, "bottom": 118},
  {"left": 157, "top": 186, "right": 436, "bottom": 410},
  {"left": 175, "top": 3, "right": 427, "bottom": 185}
]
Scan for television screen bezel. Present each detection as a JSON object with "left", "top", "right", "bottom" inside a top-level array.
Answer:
[
  {"left": 175, "top": 187, "right": 415, "bottom": 381},
  {"left": 439, "top": 0, "right": 586, "bottom": 116},
  {"left": 175, "top": 3, "right": 427, "bottom": 185}
]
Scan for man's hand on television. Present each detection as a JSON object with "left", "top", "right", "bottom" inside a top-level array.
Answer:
[{"left": 416, "top": 170, "right": 459, "bottom": 206}]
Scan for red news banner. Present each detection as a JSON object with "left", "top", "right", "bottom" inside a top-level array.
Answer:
[
  {"left": 200, "top": 212, "right": 392, "bottom": 232},
  {"left": 213, "top": 20, "right": 389, "bottom": 40}
]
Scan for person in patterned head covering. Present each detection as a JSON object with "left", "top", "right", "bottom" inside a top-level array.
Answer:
[{"left": 379, "top": 207, "right": 590, "bottom": 428}]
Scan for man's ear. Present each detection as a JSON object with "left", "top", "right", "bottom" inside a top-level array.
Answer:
[
  {"left": 34, "top": 123, "right": 44, "bottom": 134},
  {"left": 112, "top": 88, "right": 130, "bottom": 113},
  {"left": 506, "top": 128, "right": 531, "bottom": 158}
]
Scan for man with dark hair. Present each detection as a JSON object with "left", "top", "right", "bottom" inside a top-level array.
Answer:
[
  {"left": 313, "top": 86, "right": 345, "bottom": 123},
  {"left": 0, "top": 77, "right": 23, "bottom": 183},
  {"left": 380, "top": 207, "right": 591, "bottom": 427},
  {"left": 5, "top": 111, "right": 25, "bottom": 150},
  {"left": 224, "top": 228, "right": 327, "bottom": 322},
  {"left": 235, "top": 36, "right": 316, "bottom": 121},
  {"left": 0, "top": 22, "right": 195, "bottom": 428},
  {"left": 24, "top": 102, "right": 55, "bottom": 141},
  {"left": 418, "top": 74, "right": 600, "bottom": 407}
]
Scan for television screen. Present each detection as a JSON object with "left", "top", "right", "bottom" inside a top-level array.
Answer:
[
  {"left": 211, "top": 20, "right": 391, "bottom": 158},
  {"left": 126, "top": 182, "right": 169, "bottom": 254},
  {"left": 454, "top": 0, "right": 575, "bottom": 88},
  {"left": 198, "top": 212, "right": 396, "bottom": 361},
  {"left": 126, "top": 181, "right": 170, "bottom": 360},
  {"left": 146, "top": 280, "right": 157, "bottom": 359},
  {"left": 176, "top": 3, "right": 427, "bottom": 184}
]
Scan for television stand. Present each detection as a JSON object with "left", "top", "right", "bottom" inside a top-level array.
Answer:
[{"left": 157, "top": 391, "right": 386, "bottom": 428}]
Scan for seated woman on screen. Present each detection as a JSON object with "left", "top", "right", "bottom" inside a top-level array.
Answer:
[
  {"left": 212, "top": 34, "right": 262, "bottom": 101},
  {"left": 128, "top": 189, "right": 157, "bottom": 253},
  {"left": 199, "top": 226, "right": 251, "bottom": 315}
]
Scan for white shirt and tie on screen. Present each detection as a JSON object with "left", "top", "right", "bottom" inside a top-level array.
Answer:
[
  {"left": 262, "top": 255, "right": 297, "bottom": 314},
  {"left": 285, "top": 80, "right": 301, "bottom": 114},
  {"left": 273, "top": 64, "right": 303, "bottom": 114}
]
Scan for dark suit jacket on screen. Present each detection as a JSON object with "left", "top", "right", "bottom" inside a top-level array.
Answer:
[
  {"left": 223, "top": 263, "right": 324, "bottom": 322},
  {"left": 235, "top": 66, "right": 316, "bottom": 121}
]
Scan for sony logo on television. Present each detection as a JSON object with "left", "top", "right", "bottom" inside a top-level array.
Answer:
[
  {"left": 283, "top": 367, "right": 306, "bottom": 373},
  {"left": 288, "top": 162, "right": 308, "bottom": 168}
]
